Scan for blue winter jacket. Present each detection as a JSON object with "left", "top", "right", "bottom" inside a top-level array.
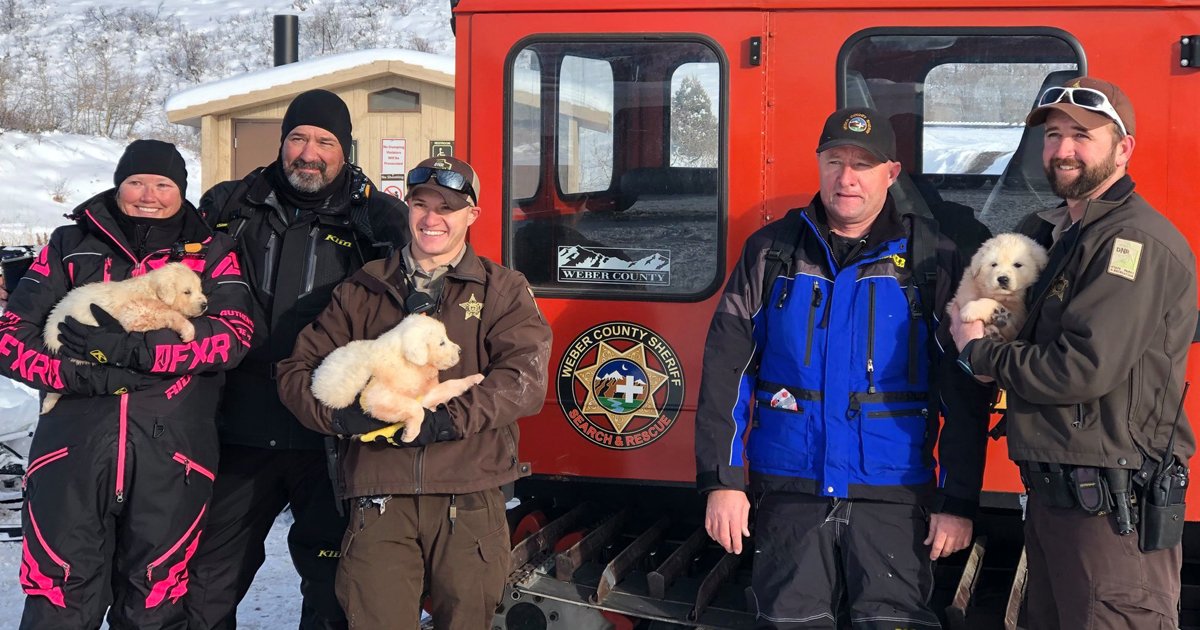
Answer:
[{"left": 695, "top": 195, "right": 992, "bottom": 517}]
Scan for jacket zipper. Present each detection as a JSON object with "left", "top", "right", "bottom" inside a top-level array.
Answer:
[
  {"left": 805, "top": 281, "right": 821, "bottom": 367},
  {"left": 146, "top": 505, "right": 206, "bottom": 582},
  {"left": 1074, "top": 404, "right": 1083, "bottom": 429},
  {"left": 866, "top": 407, "right": 929, "bottom": 419},
  {"left": 171, "top": 453, "right": 216, "bottom": 483},
  {"left": 261, "top": 232, "right": 278, "bottom": 295},
  {"left": 116, "top": 394, "right": 128, "bottom": 502},
  {"left": 301, "top": 225, "right": 320, "bottom": 296},
  {"left": 503, "top": 425, "right": 518, "bottom": 466},
  {"left": 866, "top": 284, "right": 876, "bottom": 394},
  {"left": 414, "top": 448, "right": 424, "bottom": 494},
  {"left": 23, "top": 448, "right": 69, "bottom": 490},
  {"left": 26, "top": 504, "right": 70, "bottom": 582}
]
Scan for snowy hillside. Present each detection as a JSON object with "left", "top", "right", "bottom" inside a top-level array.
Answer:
[
  {"left": 0, "top": 0, "right": 457, "bottom": 623},
  {"left": 0, "top": 0, "right": 456, "bottom": 243}
]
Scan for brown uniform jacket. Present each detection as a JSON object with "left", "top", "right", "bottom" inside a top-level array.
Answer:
[
  {"left": 277, "top": 244, "right": 552, "bottom": 496},
  {"left": 969, "top": 179, "right": 1197, "bottom": 469}
]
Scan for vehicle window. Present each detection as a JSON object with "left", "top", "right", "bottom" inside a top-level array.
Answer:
[
  {"left": 558, "top": 55, "right": 614, "bottom": 194},
  {"left": 841, "top": 31, "right": 1082, "bottom": 234},
  {"left": 670, "top": 62, "right": 719, "bottom": 168},
  {"left": 511, "top": 49, "right": 541, "bottom": 201},
  {"left": 506, "top": 40, "right": 724, "bottom": 300}
]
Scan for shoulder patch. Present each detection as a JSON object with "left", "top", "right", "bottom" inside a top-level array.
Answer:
[{"left": 1106, "top": 237, "right": 1143, "bottom": 281}]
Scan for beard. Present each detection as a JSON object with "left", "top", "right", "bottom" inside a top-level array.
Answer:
[
  {"left": 284, "top": 158, "right": 334, "bottom": 192},
  {"left": 1045, "top": 146, "right": 1118, "bottom": 201}
]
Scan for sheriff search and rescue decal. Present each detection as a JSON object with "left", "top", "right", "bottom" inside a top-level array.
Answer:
[{"left": 557, "top": 322, "right": 685, "bottom": 450}]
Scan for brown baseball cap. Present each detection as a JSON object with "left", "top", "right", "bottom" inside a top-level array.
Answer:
[
  {"left": 405, "top": 156, "right": 481, "bottom": 210},
  {"left": 1026, "top": 76, "right": 1136, "bottom": 136}
]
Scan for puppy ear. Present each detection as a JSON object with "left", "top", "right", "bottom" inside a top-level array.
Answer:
[
  {"left": 153, "top": 273, "right": 175, "bottom": 304},
  {"left": 401, "top": 318, "right": 430, "bottom": 365},
  {"left": 1033, "top": 245, "right": 1050, "bottom": 272}
]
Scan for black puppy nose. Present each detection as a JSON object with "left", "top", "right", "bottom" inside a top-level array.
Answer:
[{"left": 997, "top": 276, "right": 1010, "bottom": 288}]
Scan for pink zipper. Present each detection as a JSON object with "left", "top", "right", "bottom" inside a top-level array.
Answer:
[
  {"left": 146, "top": 505, "right": 206, "bottom": 582},
  {"left": 26, "top": 504, "right": 70, "bottom": 582},
  {"left": 24, "top": 448, "right": 69, "bottom": 489},
  {"left": 116, "top": 394, "right": 128, "bottom": 503},
  {"left": 172, "top": 453, "right": 215, "bottom": 483}
]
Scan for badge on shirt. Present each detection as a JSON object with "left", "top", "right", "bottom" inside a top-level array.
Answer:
[
  {"left": 460, "top": 293, "right": 483, "bottom": 320},
  {"left": 1107, "top": 238, "right": 1143, "bottom": 281}
]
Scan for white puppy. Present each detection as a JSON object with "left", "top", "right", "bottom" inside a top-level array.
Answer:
[
  {"left": 948, "top": 233, "right": 1049, "bottom": 341},
  {"left": 41, "top": 262, "right": 207, "bottom": 413},
  {"left": 311, "top": 313, "right": 483, "bottom": 444}
]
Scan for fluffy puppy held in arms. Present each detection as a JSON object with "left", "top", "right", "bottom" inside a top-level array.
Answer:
[
  {"left": 310, "top": 313, "right": 484, "bottom": 444},
  {"left": 41, "top": 262, "right": 208, "bottom": 413},
  {"left": 948, "top": 233, "right": 1049, "bottom": 341}
]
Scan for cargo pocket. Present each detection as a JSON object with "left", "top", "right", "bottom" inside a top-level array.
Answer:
[
  {"left": 20, "top": 447, "right": 73, "bottom": 608},
  {"left": 860, "top": 406, "right": 927, "bottom": 475},
  {"left": 747, "top": 403, "right": 813, "bottom": 473},
  {"left": 1093, "top": 580, "right": 1176, "bottom": 629}
]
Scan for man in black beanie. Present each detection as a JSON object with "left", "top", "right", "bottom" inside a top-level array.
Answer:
[{"left": 185, "top": 89, "right": 409, "bottom": 630}]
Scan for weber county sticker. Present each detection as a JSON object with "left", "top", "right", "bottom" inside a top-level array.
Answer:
[
  {"left": 557, "top": 322, "right": 685, "bottom": 449},
  {"left": 557, "top": 246, "right": 671, "bottom": 286}
]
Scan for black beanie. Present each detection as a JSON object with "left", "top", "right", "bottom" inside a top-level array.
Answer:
[
  {"left": 281, "top": 89, "right": 353, "bottom": 154},
  {"left": 113, "top": 139, "right": 188, "bottom": 197}
]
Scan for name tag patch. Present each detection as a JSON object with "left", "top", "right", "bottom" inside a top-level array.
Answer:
[{"left": 1107, "top": 238, "right": 1142, "bottom": 281}]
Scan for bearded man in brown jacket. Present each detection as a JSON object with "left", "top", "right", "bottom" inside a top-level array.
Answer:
[
  {"left": 277, "top": 156, "right": 552, "bottom": 630},
  {"left": 952, "top": 77, "right": 1196, "bottom": 630}
]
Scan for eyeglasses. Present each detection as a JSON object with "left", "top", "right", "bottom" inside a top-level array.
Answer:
[
  {"left": 1037, "top": 86, "right": 1128, "bottom": 136},
  {"left": 406, "top": 166, "right": 475, "bottom": 200}
]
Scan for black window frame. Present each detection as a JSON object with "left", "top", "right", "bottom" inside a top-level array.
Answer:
[{"left": 502, "top": 34, "right": 730, "bottom": 303}]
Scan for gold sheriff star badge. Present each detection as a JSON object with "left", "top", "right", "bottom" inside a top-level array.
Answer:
[
  {"left": 573, "top": 341, "right": 668, "bottom": 432},
  {"left": 459, "top": 294, "right": 483, "bottom": 320}
]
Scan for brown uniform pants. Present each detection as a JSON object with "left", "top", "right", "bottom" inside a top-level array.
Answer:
[
  {"left": 335, "top": 488, "right": 510, "bottom": 630},
  {"left": 1024, "top": 491, "right": 1181, "bottom": 630}
]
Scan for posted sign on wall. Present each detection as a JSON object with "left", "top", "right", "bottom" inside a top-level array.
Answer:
[
  {"left": 382, "top": 138, "right": 407, "bottom": 174},
  {"left": 381, "top": 138, "right": 407, "bottom": 199}
]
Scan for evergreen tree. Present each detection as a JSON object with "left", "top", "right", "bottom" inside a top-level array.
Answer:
[{"left": 671, "top": 75, "right": 717, "bottom": 167}]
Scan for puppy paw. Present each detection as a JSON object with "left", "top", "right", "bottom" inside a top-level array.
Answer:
[
  {"left": 401, "top": 416, "right": 424, "bottom": 443},
  {"left": 178, "top": 320, "right": 196, "bottom": 343},
  {"left": 990, "top": 305, "right": 1012, "bottom": 329},
  {"left": 984, "top": 324, "right": 1007, "bottom": 342},
  {"left": 960, "top": 298, "right": 1000, "bottom": 323}
]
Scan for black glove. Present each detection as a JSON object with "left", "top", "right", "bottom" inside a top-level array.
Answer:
[
  {"left": 59, "top": 361, "right": 161, "bottom": 396},
  {"left": 57, "top": 305, "right": 151, "bottom": 369},
  {"left": 395, "top": 405, "right": 459, "bottom": 447},
  {"left": 331, "top": 403, "right": 393, "bottom": 438}
]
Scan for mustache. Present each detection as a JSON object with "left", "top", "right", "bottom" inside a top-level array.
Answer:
[
  {"left": 289, "top": 158, "right": 327, "bottom": 172},
  {"left": 1049, "top": 157, "right": 1084, "bottom": 170}
]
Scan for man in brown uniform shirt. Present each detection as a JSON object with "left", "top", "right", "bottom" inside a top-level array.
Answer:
[
  {"left": 277, "top": 157, "right": 552, "bottom": 629},
  {"left": 952, "top": 77, "right": 1196, "bottom": 629}
]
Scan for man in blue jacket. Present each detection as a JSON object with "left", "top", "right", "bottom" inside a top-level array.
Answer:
[{"left": 696, "top": 107, "right": 991, "bottom": 628}]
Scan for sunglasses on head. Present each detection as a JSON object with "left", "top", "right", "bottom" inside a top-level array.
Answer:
[
  {"left": 406, "top": 167, "right": 475, "bottom": 200},
  {"left": 1037, "top": 86, "right": 1128, "bottom": 136}
]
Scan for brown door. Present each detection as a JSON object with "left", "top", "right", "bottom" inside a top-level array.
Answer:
[{"left": 232, "top": 120, "right": 283, "bottom": 180}]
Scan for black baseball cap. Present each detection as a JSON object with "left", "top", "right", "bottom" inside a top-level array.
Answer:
[{"left": 815, "top": 107, "right": 897, "bottom": 163}]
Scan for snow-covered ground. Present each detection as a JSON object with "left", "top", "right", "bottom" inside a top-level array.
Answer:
[
  {"left": 0, "top": 131, "right": 204, "bottom": 243},
  {"left": 0, "top": 0, "right": 457, "bottom": 624}
]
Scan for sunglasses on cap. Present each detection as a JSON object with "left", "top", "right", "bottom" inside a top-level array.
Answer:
[
  {"left": 1037, "top": 86, "right": 1128, "bottom": 136},
  {"left": 406, "top": 166, "right": 476, "bottom": 201}
]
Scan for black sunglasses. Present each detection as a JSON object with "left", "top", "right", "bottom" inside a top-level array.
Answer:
[{"left": 406, "top": 167, "right": 475, "bottom": 200}]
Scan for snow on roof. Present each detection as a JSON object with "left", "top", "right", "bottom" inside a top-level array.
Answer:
[{"left": 166, "top": 48, "right": 455, "bottom": 113}]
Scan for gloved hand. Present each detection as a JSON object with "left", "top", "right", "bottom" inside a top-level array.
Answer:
[
  {"left": 57, "top": 305, "right": 151, "bottom": 369},
  {"left": 395, "top": 405, "right": 459, "bottom": 447},
  {"left": 59, "top": 361, "right": 161, "bottom": 396},
  {"left": 331, "top": 403, "right": 393, "bottom": 438}
]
